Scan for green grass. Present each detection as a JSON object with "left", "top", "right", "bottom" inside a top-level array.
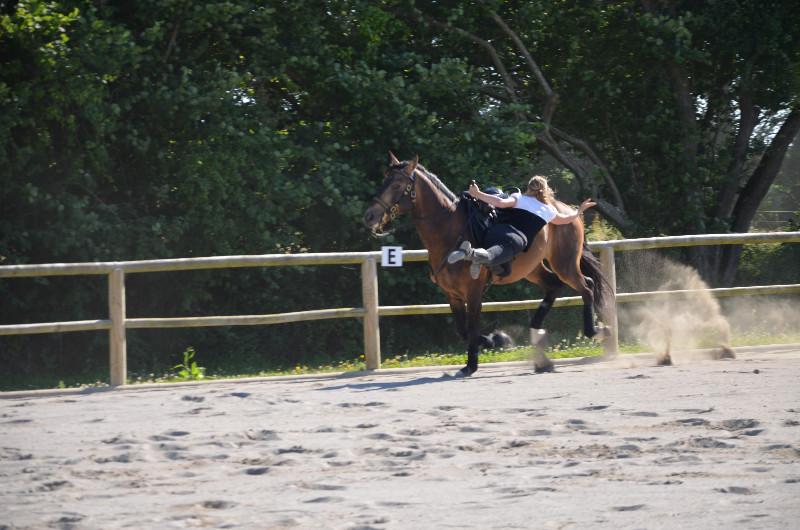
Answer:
[
  {"left": 128, "top": 331, "right": 795, "bottom": 385},
  {"left": 3, "top": 332, "right": 798, "bottom": 392}
]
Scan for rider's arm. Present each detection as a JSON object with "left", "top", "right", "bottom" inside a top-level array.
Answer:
[
  {"left": 468, "top": 183, "right": 517, "bottom": 208},
  {"left": 549, "top": 198, "right": 597, "bottom": 225}
]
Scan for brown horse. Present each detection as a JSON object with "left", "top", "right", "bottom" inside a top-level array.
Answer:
[{"left": 363, "top": 154, "right": 613, "bottom": 376}]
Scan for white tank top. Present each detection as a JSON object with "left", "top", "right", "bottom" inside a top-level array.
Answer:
[{"left": 510, "top": 193, "right": 557, "bottom": 222}]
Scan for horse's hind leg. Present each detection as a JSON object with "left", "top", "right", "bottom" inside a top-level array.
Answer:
[
  {"left": 530, "top": 328, "right": 554, "bottom": 373},
  {"left": 526, "top": 265, "right": 563, "bottom": 373},
  {"left": 529, "top": 266, "right": 564, "bottom": 329},
  {"left": 552, "top": 263, "right": 598, "bottom": 339},
  {"left": 530, "top": 292, "right": 557, "bottom": 373}
]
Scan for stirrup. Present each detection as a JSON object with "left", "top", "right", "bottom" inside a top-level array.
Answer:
[
  {"left": 469, "top": 262, "right": 482, "bottom": 280},
  {"left": 491, "top": 262, "right": 511, "bottom": 278},
  {"left": 447, "top": 240, "right": 473, "bottom": 264}
]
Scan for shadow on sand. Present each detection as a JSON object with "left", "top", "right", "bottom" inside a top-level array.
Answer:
[{"left": 317, "top": 370, "right": 533, "bottom": 392}]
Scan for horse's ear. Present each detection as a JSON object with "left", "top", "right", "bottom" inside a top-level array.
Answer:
[
  {"left": 406, "top": 154, "right": 419, "bottom": 175},
  {"left": 388, "top": 151, "right": 401, "bottom": 165}
]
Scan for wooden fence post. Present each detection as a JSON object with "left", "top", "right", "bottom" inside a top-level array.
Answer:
[
  {"left": 109, "top": 268, "right": 127, "bottom": 386},
  {"left": 361, "top": 257, "right": 381, "bottom": 370},
  {"left": 599, "top": 246, "right": 619, "bottom": 355}
]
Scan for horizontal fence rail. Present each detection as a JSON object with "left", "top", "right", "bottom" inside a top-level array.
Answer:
[{"left": 1, "top": 231, "right": 799, "bottom": 387}]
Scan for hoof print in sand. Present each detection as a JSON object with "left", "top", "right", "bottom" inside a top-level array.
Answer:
[
  {"left": 612, "top": 504, "right": 645, "bottom": 512},
  {"left": 671, "top": 418, "right": 710, "bottom": 427},
  {"left": 715, "top": 486, "right": 755, "bottom": 495},
  {"left": 244, "top": 429, "right": 279, "bottom": 441},
  {"left": 200, "top": 500, "right": 237, "bottom": 509},
  {"left": 719, "top": 419, "right": 759, "bottom": 431},
  {"left": 244, "top": 467, "right": 270, "bottom": 475}
]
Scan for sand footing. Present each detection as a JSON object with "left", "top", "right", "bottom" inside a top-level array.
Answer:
[{"left": 2, "top": 345, "right": 799, "bottom": 529}]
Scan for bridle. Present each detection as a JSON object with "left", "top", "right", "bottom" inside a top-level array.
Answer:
[{"left": 371, "top": 167, "right": 417, "bottom": 223}]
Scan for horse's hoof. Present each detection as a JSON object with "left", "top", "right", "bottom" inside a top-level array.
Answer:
[
  {"left": 534, "top": 362, "right": 555, "bottom": 373},
  {"left": 596, "top": 326, "right": 612, "bottom": 343},
  {"left": 450, "top": 366, "right": 475, "bottom": 378},
  {"left": 656, "top": 353, "right": 672, "bottom": 366},
  {"left": 716, "top": 346, "right": 736, "bottom": 360},
  {"left": 487, "top": 331, "right": 514, "bottom": 350}
]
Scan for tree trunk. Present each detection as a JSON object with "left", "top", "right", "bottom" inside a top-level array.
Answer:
[{"left": 717, "top": 110, "right": 800, "bottom": 286}]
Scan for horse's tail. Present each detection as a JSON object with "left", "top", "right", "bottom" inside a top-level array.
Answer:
[{"left": 579, "top": 244, "right": 615, "bottom": 322}]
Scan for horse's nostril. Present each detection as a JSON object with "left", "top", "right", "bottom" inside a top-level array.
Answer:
[{"left": 363, "top": 210, "right": 376, "bottom": 226}]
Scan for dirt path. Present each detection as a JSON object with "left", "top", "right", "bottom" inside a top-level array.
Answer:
[{"left": 2, "top": 347, "right": 799, "bottom": 529}]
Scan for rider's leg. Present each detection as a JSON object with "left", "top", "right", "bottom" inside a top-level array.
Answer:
[
  {"left": 447, "top": 225, "right": 526, "bottom": 279},
  {"left": 483, "top": 230, "right": 526, "bottom": 277},
  {"left": 485, "top": 244, "right": 515, "bottom": 277}
]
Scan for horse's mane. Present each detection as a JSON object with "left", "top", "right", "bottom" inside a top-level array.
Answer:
[
  {"left": 416, "top": 164, "right": 457, "bottom": 203},
  {"left": 390, "top": 161, "right": 457, "bottom": 204}
]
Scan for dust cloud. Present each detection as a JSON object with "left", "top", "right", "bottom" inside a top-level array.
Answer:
[{"left": 617, "top": 252, "right": 733, "bottom": 363}]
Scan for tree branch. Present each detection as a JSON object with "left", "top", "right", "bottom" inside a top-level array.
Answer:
[
  {"left": 537, "top": 132, "right": 632, "bottom": 230},
  {"left": 485, "top": 8, "right": 558, "bottom": 124},
  {"left": 550, "top": 126, "right": 625, "bottom": 208},
  {"left": 731, "top": 108, "right": 800, "bottom": 232},
  {"left": 665, "top": 59, "right": 699, "bottom": 169},
  {"left": 397, "top": 4, "right": 633, "bottom": 231},
  {"left": 408, "top": 8, "right": 521, "bottom": 108},
  {"left": 715, "top": 91, "right": 759, "bottom": 219},
  {"left": 642, "top": 0, "right": 699, "bottom": 170},
  {"left": 717, "top": 108, "right": 800, "bottom": 285},
  {"left": 163, "top": 22, "right": 180, "bottom": 62}
]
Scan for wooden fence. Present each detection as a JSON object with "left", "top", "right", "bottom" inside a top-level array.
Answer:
[{"left": 1, "top": 231, "right": 799, "bottom": 386}]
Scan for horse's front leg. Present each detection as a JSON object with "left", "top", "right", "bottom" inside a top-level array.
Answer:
[
  {"left": 454, "top": 290, "right": 487, "bottom": 377},
  {"left": 449, "top": 296, "right": 479, "bottom": 376},
  {"left": 447, "top": 297, "right": 468, "bottom": 342}
]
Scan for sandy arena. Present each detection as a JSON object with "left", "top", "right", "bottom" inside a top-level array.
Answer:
[{"left": 1, "top": 346, "right": 799, "bottom": 529}]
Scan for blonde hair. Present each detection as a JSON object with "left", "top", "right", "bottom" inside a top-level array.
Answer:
[{"left": 525, "top": 175, "right": 554, "bottom": 203}]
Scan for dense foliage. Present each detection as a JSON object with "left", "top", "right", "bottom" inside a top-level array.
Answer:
[{"left": 1, "top": 1, "right": 798, "bottom": 387}]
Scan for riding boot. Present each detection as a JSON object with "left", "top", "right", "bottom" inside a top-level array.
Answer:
[
  {"left": 447, "top": 240, "right": 474, "bottom": 264},
  {"left": 468, "top": 248, "right": 490, "bottom": 279}
]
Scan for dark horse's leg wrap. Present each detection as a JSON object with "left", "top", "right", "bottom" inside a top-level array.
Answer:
[
  {"left": 531, "top": 293, "right": 557, "bottom": 329},
  {"left": 530, "top": 269, "right": 564, "bottom": 330},
  {"left": 464, "top": 338, "right": 480, "bottom": 375},
  {"left": 583, "top": 303, "right": 597, "bottom": 338}
]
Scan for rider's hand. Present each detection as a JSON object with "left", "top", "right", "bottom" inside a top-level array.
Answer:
[
  {"left": 578, "top": 198, "right": 597, "bottom": 213},
  {"left": 468, "top": 182, "right": 480, "bottom": 198}
]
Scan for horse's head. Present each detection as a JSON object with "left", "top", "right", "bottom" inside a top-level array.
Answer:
[{"left": 363, "top": 152, "right": 419, "bottom": 236}]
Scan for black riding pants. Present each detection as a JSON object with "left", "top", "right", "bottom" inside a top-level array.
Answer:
[{"left": 483, "top": 224, "right": 527, "bottom": 267}]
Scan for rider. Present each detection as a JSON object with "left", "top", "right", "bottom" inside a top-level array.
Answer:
[{"left": 448, "top": 175, "right": 596, "bottom": 279}]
